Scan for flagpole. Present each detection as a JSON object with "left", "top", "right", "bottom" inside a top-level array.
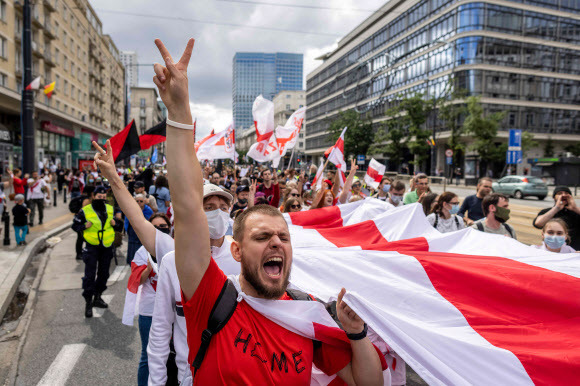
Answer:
[{"left": 288, "top": 147, "right": 296, "bottom": 169}]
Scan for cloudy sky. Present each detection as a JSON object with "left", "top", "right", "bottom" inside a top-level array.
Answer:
[{"left": 94, "top": 0, "right": 386, "bottom": 137}]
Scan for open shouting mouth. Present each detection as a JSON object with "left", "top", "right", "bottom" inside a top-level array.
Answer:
[{"left": 263, "top": 256, "right": 283, "bottom": 279}]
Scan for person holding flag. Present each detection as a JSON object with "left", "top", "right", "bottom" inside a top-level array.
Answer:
[{"left": 152, "top": 38, "right": 384, "bottom": 385}]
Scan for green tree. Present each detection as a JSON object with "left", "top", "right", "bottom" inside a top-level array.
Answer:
[
  {"left": 400, "top": 94, "right": 432, "bottom": 169},
  {"left": 328, "top": 109, "right": 374, "bottom": 160},
  {"left": 564, "top": 142, "right": 580, "bottom": 157},
  {"left": 544, "top": 137, "right": 555, "bottom": 157},
  {"left": 437, "top": 90, "right": 468, "bottom": 165},
  {"left": 369, "top": 117, "right": 407, "bottom": 171},
  {"left": 462, "top": 96, "right": 507, "bottom": 176},
  {"left": 521, "top": 132, "right": 538, "bottom": 158}
]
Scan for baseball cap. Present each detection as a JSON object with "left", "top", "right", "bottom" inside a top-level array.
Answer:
[
  {"left": 134, "top": 181, "right": 145, "bottom": 188},
  {"left": 204, "top": 183, "right": 233, "bottom": 204},
  {"left": 236, "top": 185, "right": 249, "bottom": 195},
  {"left": 553, "top": 186, "right": 572, "bottom": 198},
  {"left": 94, "top": 186, "right": 108, "bottom": 194}
]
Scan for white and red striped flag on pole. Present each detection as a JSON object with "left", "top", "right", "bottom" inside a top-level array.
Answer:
[
  {"left": 196, "top": 124, "right": 237, "bottom": 162},
  {"left": 282, "top": 201, "right": 580, "bottom": 385},
  {"left": 248, "top": 95, "right": 279, "bottom": 163},
  {"left": 311, "top": 159, "right": 325, "bottom": 191},
  {"left": 364, "top": 158, "right": 386, "bottom": 189},
  {"left": 325, "top": 127, "right": 347, "bottom": 187},
  {"left": 194, "top": 129, "right": 215, "bottom": 152}
]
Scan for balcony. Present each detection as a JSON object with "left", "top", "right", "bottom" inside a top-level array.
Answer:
[
  {"left": 43, "top": 0, "right": 56, "bottom": 12},
  {"left": 32, "top": 13, "right": 43, "bottom": 28},
  {"left": 15, "top": 29, "right": 22, "bottom": 42},
  {"left": 32, "top": 42, "right": 44, "bottom": 58},
  {"left": 44, "top": 50, "right": 55, "bottom": 67},
  {"left": 15, "top": 64, "right": 22, "bottom": 78},
  {"left": 14, "top": 1, "right": 23, "bottom": 11},
  {"left": 43, "top": 21, "right": 55, "bottom": 39}
]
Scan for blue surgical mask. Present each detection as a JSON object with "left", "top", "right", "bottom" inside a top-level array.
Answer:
[
  {"left": 382, "top": 184, "right": 391, "bottom": 193},
  {"left": 390, "top": 194, "right": 402, "bottom": 204},
  {"left": 450, "top": 204, "right": 459, "bottom": 215},
  {"left": 544, "top": 235, "right": 566, "bottom": 250}
]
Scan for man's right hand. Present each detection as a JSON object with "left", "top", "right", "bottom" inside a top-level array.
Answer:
[
  {"left": 92, "top": 140, "right": 117, "bottom": 180},
  {"left": 555, "top": 196, "right": 566, "bottom": 211}
]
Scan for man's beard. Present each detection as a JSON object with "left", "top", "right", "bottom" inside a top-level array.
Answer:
[{"left": 241, "top": 258, "right": 290, "bottom": 300}]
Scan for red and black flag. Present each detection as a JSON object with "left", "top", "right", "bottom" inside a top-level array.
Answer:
[
  {"left": 139, "top": 119, "right": 197, "bottom": 150},
  {"left": 140, "top": 119, "right": 167, "bottom": 150},
  {"left": 108, "top": 119, "right": 141, "bottom": 162}
]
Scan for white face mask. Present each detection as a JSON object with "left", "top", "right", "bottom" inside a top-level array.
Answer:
[{"left": 205, "top": 209, "right": 230, "bottom": 239}]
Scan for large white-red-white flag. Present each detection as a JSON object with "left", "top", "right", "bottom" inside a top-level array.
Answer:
[
  {"left": 325, "top": 127, "right": 347, "bottom": 187},
  {"left": 272, "top": 106, "right": 306, "bottom": 167},
  {"left": 364, "top": 158, "right": 386, "bottom": 189},
  {"left": 282, "top": 201, "right": 580, "bottom": 385},
  {"left": 194, "top": 129, "right": 215, "bottom": 152},
  {"left": 197, "top": 124, "right": 237, "bottom": 161},
  {"left": 248, "top": 95, "right": 279, "bottom": 162}
]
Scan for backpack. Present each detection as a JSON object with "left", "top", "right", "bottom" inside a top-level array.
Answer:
[
  {"left": 433, "top": 213, "right": 460, "bottom": 230},
  {"left": 191, "top": 280, "right": 337, "bottom": 377},
  {"left": 69, "top": 195, "right": 87, "bottom": 213},
  {"left": 476, "top": 221, "right": 515, "bottom": 239},
  {"left": 72, "top": 179, "right": 80, "bottom": 190}
]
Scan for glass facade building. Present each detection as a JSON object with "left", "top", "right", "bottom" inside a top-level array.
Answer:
[
  {"left": 305, "top": 0, "right": 580, "bottom": 172},
  {"left": 233, "top": 53, "right": 303, "bottom": 135}
]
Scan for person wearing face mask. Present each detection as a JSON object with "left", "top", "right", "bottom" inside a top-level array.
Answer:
[
  {"left": 125, "top": 194, "right": 154, "bottom": 264},
  {"left": 471, "top": 193, "right": 517, "bottom": 239},
  {"left": 72, "top": 186, "right": 124, "bottom": 317},
  {"left": 535, "top": 218, "right": 576, "bottom": 253},
  {"left": 426, "top": 192, "right": 465, "bottom": 233},
  {"left": 231, "top": 184, "right": 250, "bottom": 215},
  {"left": 387, "top": 180, "right": 405, "bottom": 207},
  {"left": 147, "top": 183, "right": 239, "bottom": 386},
  {"left": 372, "top": 177, "right": 392, "bottom": 201}
]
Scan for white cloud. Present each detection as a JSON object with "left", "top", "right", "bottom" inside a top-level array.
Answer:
[{"left": 189, "top": 102, "right": 232, "bottom": 139}]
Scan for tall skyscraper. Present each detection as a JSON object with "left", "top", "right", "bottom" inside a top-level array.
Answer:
[
  {"left": 233, "top": 52, "right": 303, "bottom": 136},
  {"left": 120, "top": 51, "right": 139, "bottom": 87}
]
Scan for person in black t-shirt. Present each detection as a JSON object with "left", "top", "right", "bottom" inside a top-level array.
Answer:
[
  {"left": 458, "top": 177, "right": 493, "bottom": 226},
  {"left": 230, "top": 184, "right": 249, "bottom": 217},
  {"left": 533, "top": 186, "right": 580, "bottom": 250},
  {"left": 12, "top": 194, "right": 30, "bottom": 246}
]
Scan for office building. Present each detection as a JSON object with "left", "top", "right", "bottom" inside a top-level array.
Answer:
[
  {"left": 0, "top": 0, "right": 125, "bottom": 170},
  {"left": 273, "top": 90, "right": 305, "bottom": 153},
  {"left": 232, "top": 52, "right": 303, "bottom": 138},
  {"left": 120, "top": 51, "right": 138, "bottom": 87},
  {"left": 305, "top": 0, "right": 579, "bottom": 175}
]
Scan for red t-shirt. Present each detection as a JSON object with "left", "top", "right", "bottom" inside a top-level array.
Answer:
[
  {"left": 182, "top": 258, "right": 350, "bottom": 385},
  {"left": 12, "top": 176, "right": 25, "bottom": 194}
]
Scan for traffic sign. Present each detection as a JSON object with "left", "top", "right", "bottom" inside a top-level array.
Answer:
[
  {"left": 507, "top": 129, "right": 522, "bottom": 164},
  {"left": 506, "top": 150, "right": 522, "bottom": 164},
  {"left": 446, "top": 156, "right": 452, "bottom": 165},
  {"left": 445, "top": 149, "right": 453, "bottom": 157},
  {"left": 356, "top": 154, "right": 366, "bottom": 165}
]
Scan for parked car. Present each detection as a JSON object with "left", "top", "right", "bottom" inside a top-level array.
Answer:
[{"left": 492, "top": 176, "right": 548, "bottom": 200}]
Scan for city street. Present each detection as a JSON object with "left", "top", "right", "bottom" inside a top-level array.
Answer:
[{"left": 12, "top": 231, "right": 137, "bottom": 386}]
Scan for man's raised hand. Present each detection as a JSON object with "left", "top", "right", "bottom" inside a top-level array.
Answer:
[
  {"left": 92, "top": 140, "right": 116, "bottom": 178},
  {"left": 337, "top": 288, "right": 365, "bottom": 335},
  {"left": 153, "top": 38, "right": 194, "bottom": 116}
]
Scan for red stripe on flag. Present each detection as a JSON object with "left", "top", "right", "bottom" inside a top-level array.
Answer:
[
  {"left": 317, "top": 220, "right": 429, "bottom": 252},
  {"left": 288, "top": 206, "right": 343, "bottom": 229},
  {"left": 128, "top": 262, "right": 147, "bottom": 293},
  {"left": 411, "top": 251, "right": 580, "bottom": 385},
  {"left": 140, "top": 134, "right": 166, "bottom": 150},
  {"left": 367, "top": 166, "right": 382, "bottom": 183},
  {"left": 256, "top": 131, "right": 274, "bottom": 142}
]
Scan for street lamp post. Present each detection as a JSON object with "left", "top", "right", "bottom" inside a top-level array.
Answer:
[{"left": 20, "top": 0, "right": 35, "bottom": 174}]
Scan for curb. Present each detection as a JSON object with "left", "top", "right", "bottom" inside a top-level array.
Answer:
[{"left": 0, "top": 222, "right": 71, "bottom": 322}]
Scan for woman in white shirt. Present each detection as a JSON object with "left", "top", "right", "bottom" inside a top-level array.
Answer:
[
  {"left": 427, "top": 191, "right": 465, "bottom": 233},
  {"left": 535, "top": 218, "right": 576, "bottom": 253}
]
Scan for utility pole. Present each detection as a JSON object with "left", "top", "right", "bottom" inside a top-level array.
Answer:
[{"left": 20, "top": 0, "right": 35, "bottom": 174}]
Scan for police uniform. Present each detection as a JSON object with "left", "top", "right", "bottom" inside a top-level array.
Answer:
[{"left": 72, "top": 187, "right": 121, "bottom": 317}]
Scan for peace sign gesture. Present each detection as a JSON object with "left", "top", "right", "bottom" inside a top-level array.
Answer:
[{"left": 153, "top": 38, "right": 195, "bottom": 118}]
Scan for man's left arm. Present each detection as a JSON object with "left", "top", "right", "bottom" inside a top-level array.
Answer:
[
  {"left": 270, "top": 179, "right": 280, "bottom": 207},
  {"left": 336, "top": 288, "right": 383, "bottom": 385}
]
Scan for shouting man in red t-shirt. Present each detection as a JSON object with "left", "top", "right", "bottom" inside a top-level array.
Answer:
[
  {"left": 257, "top": 168, "right": 280, "bottom": 208},
  {"left": 152, "top": 38, "right": 384, "bottom": 385}
]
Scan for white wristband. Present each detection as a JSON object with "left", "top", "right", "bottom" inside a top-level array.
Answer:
[{"left": 166, "top": 118, "right": 195, "bottom": 130}]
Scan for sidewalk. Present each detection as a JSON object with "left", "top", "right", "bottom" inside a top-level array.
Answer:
[{"left": 0, "top": 189, "right": 74, "bottom": 321}]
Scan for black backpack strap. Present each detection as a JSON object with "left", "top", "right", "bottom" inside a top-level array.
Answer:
[
  {"left": 504, "top": 223, "right": 515, "bottom": 239},
  {"left": 191, "top": 279, "right": 238, "bottom": 376},
  {"left": 433, "top": 213, "right": 439, "bottom": 228},
  {"left": 476, "top": 221, "right": 484, "bottom": 232},
  {"left": 454, "top": 215, "right": 460, "bottom": 229},
  {"left": 286, "top": 288, "right": 314, "bottom": 301}
]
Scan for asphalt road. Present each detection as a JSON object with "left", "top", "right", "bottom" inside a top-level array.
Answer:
[{"left": 15, "top": 231, "right": 138, "bottom": 386}]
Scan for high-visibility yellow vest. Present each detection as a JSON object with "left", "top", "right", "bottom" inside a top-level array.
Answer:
[{"left": 82, "top": 203, "right": 115, "bottom": 247}]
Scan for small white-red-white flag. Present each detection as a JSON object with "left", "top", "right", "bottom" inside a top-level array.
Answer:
[
  {"left": 311, "top": 159, "right": 325, "bottom": 191},
  {"left": 364, "top": 158, "right": 386, "bottom": 189},
  {"left": 272, "top": 106, "right": 306, "bottom": 167},
  {"left": 25, "top": 76, "right": 41, "bottom": 90},
  {"left": 197, "top": 124, "right": 237, "bottom": 161},
  {"left": 326, "top": 127, "right": 347, "bottom": 188},
  {"left": 194, "top": 129, "right": 215, "bottom": 152},
  {"left": 248, "top": 95, "right": 279, "bottom": 163}
]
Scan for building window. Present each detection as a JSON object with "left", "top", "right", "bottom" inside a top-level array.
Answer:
[
  {"left": 64, "top": 80, "right": 68, "bottom": 95},
  {"left": 140, "top": 117, "right": 146, "bottom": 130},
  {"left": 0, "top": 36, "right": 6, "bottom": 59},
  {"left": 0, "top": 72, "right": 6, "bottom": 87},
  {"left": 508, "top": 113, "right": 516, "bottom": 126},
  {"left": 55, "top": 74, "right": 60, "bottom": 89},
  {"left": 286, "top": 104, "right": 291, "bottom": 110},
  {"left": 286, "top": 94, "right": 291, "bottom": 98},
  {"left": 0, "top": 1, "right": 6, "bottom": 22},
  {"left": 140, "top": 98, "right": 146, "bottom": 107}
]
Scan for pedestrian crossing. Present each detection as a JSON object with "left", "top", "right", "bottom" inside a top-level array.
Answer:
[{"left": 36, "top": 344, "right": 86, "bottom": 386}]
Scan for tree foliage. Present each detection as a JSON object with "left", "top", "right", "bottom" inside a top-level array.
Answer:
[
  {"left": 521, "top": 132, "right": 538, "bottom": 158},
  {"left": 564, "top": 142, "right": 580, "bottom": 157},
  {"left": 543, "top": 137, "right": 555, "bottom": 157},
  {"left": 369, "top": 117, "right": 407, "bottom": 171},
  {"left": 328, "top": 109, "right": 374, "bottom": 160},
  {"left": 400, "top": 94, "right": 432, "bottom": 168},
  {"left": 462, "top": 96, "right": 507, "bottom": 174},
  {"left": 437, "top": 89, "right": 468, "bottom": 165}
]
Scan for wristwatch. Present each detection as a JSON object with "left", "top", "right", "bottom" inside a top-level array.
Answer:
[{"left": 346, "top": 323, "right": 368, "bottom": 341}]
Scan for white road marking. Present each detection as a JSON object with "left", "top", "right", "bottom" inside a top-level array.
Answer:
[
  {"left": 93, "top": 295, "right": 115, "bottom": 318},
  {"left": 37, "top": 344, "right": 86, "bottom": 386},
  {"left": 119, "top": 266, "right": 130, "bottom": 282},
  {"left": 107, "top": 266, "right": 126, "bottom": 284}
]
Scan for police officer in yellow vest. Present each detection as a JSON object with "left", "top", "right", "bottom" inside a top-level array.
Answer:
[{"left": 72, "top": 186, "right": 122, "bottom": 317}]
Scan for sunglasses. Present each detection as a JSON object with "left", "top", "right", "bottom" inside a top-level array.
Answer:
[
  {"left": 289, "top": 193, "right": 300, "bottom": 197},
  {"left": 136, "top": 200, "right": 145, "bottom": 203},
  {"left": 290, "top": 204, "right": 302, "bottom": 209},
  {"left": 156, "top": 224, "right": 169, "bottom": 229}
]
